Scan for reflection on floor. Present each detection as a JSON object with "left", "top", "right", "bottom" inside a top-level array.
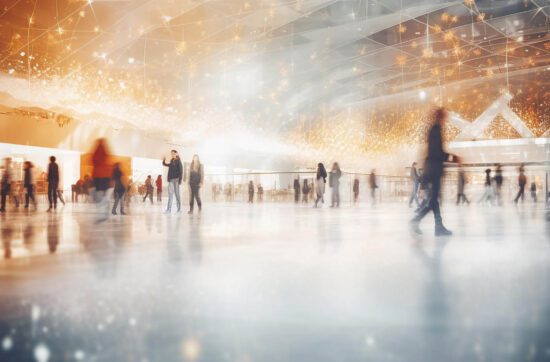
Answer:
[{"left": 0, "top": 202, "right": 549, "bottom": 361}]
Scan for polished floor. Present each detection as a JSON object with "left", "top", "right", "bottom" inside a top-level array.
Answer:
[{"left": 0, "top": 200, "right": 549, "bottom": 362}]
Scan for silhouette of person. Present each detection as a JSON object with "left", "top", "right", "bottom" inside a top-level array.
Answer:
[
  {"left": 47, "top": 156, "right": 60, "bottom": 211},
  {"left": 293, "top": 178, "right": 300, "bottom": 203},
  {"left": 353, "top": 178, "right": 359, "bottom": 204},
  {"left": 329, "top": 162, "right": 342, "bottom": 207},
  {"left": 409, "top": 162, "right": 420, "bottom": 207},
  {"left": 187, "top": 154, "right": 204, "bottom": 214},
  {"left": 314, "top": 163, "right": 327, "bottom": 208},
  {"left": 112, "top": 163, "right": 126, "bottom": 215},
  {"left": 514, "top": 165, "right": 527, "bottom": 204},
  {"left": 456, "top": 164, "right": 470, "bottom": 205},
  {"left": 162, "top": 150, "right": 183, "bottom": 213},
  {"left": 411, "top": 108, "right": 458, "bottom": 236},
  {"left": 248, "top": 180, "right": 254, "bottom": 203}
]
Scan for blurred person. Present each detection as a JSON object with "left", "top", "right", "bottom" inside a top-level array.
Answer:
[
  {"left": 258, "top": 184, "right": 264, "bottom": 202},
  {"left": 91, "top": 138, "right": 113, "bottom": 222},
  {"left": 143, "top": 175, "right": 154, "bottom": 204},
  {"left": 478, "top": 169, "right": 494, "bottom": 205},
  {"left": 112, "top": 163, "right": 126, "bottom": 215},
  {"left": 531, "top": 181, "right": 537, "bottom": 203},
  {"left": 47, "top": 156, "right": 60, "bottom": 212},
  {"left": 125, "top": 177, "right": 135, "bottom": 208},
  {"left": 72, "top": 178, "right": 83, "bottom": 203},
  {"left": 0, "top": 158, "right": 12, "bottom": 212},
  {"left": 456, "top": 164, "right": 470, "bottom": 205},
  {"left": 410, "top": 108, "right": 458, "bottom": 236},
  {"left": 57, "top": 187, "right": 66, "bottom": 206},
  {"left": 156, "top": 175, "right": 162, "bottom": 202},
  {"left": 514, "top": 165, "right": 527, "bottom": 204},
  {"left": 409, "top": 162, "right": 420, "bottom": 207},
  {"left": 353, "top": 178, "right": 359, "bottom": 204},
  {"left": 494, "top": 164, "right": 504, "bottom": 206},
  {"left": 314, "top": 163, "right": 327, "bottom": 208},
  {"left": 302, "top": 179, "right": 310, "bottom": 203},
  {"left": 248, "top": 180, "right": 255, "bottom": 203},
  {"left": 329, "top": 162, "right": 342, "bottom": 208},
  {"left": 293, "top": 178, "right": 300, "bottom": 203},
  {"left": 368, "top": 169, "right": 377, "bottom": 205},
  {"left": 187, "top": 154, "right": 204, "bottom": 214},
  {"left": 162, "top": 150, "right": 183, "bottom": 213},
  {"left": 23, "top": 161, "right": 37, "bottom": 209},
  {"left": 82, "top": 175, "right": 91, "bottom": 202}
]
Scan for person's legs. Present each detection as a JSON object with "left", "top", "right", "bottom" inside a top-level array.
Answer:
[
  {"left": 0, "top": 186, "right": 8, "bottom": 210},
  {"left": 196, "top": 186, "right": 202, "bottom": 210},
  {"left": 112, "top": 192, "right": 119, "bottom": 214},
  {"left": 189, "top": 186, "right": 195, "bottom": 211},
  {"left": 166, "top": 181, "right": 174, "bottom": 211},
  {"left": 172, "top": 180, "right": 181, "bottom": 211},
  {"left": 335, "top": 186, "right": 340, "bottom": 207}
]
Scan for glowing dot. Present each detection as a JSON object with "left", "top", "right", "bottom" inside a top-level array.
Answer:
[
  {"left": 8, "top": 69, "right": 14, "bottom": 75},
  {"left": 34, "top": 343, "right": 50, "bottom": 362},
  {"left": 2, "top": 336, "right": 13, "bottom": 350},
  {"left": 128, "top": 57, "right": 135, "bottom": 64},
  {"left": 20, "top": 51, "right": 25, "bottom": 57},
  {"left": 365, "top": 335, "right": 376, "bottom": 347},
  {"left": 31, "top": 305, "right": 41, "bottom": 321},
  {"left": 181, "top": 338, "right": 200, "bottom": 361},
  {"left": 419, "top": 91, "right": 427, "bottom": 100},
  {"left": 74, "top": 350, "right": 85, "bottom": 360},
  {"left": 129, "top": 318, "right": 137, "bottom": 326}
]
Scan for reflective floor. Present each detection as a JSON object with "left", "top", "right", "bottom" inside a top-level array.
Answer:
[{"left": 0, "top": 201, "right": 549, "bottom": 362}]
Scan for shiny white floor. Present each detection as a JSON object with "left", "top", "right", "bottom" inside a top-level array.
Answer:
[{"left": 0, "top": 201, "right": 549, "bottom": 362}]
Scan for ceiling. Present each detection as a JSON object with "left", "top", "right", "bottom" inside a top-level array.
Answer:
[{"left": 0, "top": 0, "right": 548, "bottom": 162}]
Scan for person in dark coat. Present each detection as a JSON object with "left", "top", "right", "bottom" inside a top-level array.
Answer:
[
  {"left": 411, "top": 108, "right": 458, "bottom": 236},
  {"left": 187, "top": 154, "right": 204, "bottom": 214},
  {"left": 368, "top": 169, "right": 377, "bottom": 205},
  {"left": 47, "top": 156, "right": 60, "bottom": 211},
  {"left": 302, "top": 180, "right": 310, "bottom": 203},
  {"left": 143, "top": 175, "right": 154, "bottom": 204},
  {"left": 248, "top": 181, "right": 255, "bottom": 203},
  {"left": 0, "top": 158, "right": 12, "bottom": 212},
  {"left": 162, "top": 150, "right": 183, "bottom": 213},
  {"left": 23, "top": 161, "right": 36, "bottom": 209},
  {"left": 293, "top": 178, "right": 300, "bottom": 203},
  {"left": 111, "top": 163, "right": 126, "bottom": 215},
  {"left": 494, "top": 164, "right": 503, "bottom": 206},
  {"left": 353, "top": 178, "right": 359, "bottom": 204},
  {"left": 314, "top": 163, "right": 327, "bottom": 208},
  {"left": 514, "top": 165, "right": 527, "bottom": 204},
  {"left": 155, "top": 175, "right": 162, "bottom": 202}
]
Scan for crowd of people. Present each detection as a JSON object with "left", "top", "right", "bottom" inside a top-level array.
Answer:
[{"left": 0, "top": 109, "right": 546, "bottom": 233}]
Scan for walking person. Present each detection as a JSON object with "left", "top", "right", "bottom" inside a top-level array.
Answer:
[
  {"left": 368, "top": 169, "right": 378, "bottom": 205},
  {"left": 410, "top": 108, "right": 459, "bottom": 236},
  {"left": 47, "top": 156, "right": 60, "bottom": 212},
  {"left": 91, "top": 138, "right": 113, "bottom": 222},
  {"left": 478, "top": 169, "right": 494, "bottom": 205},
  {"left": 155, "top": 175, "right": 162, "bottom": 203},
  {"left": 353, "top": 178, "right": 359, "bottom": 204},
  {"left": 187, "top": 154, "right": 204, "bottom": 214},
  {"left": 329, "top": 162, "right": 342, "bottom": 207},
  {"left": 111, "top": 163, "right": 126, "bottom": 215},
  {"left": 514, "top": 165, "right": 527, "bottom": 204},
  {"left": 409, "top": 162, "right": 420, "bottom": 207},
  {"left": 530, "top": 181, "right": 537, "bottom": 203},
  {"left": 456, "top": 164, "right": 470, "bottom": 205},
  {"left": 163, "top": 150, "right": 183, "bottom": 213},
  {"left": 302, "top": 180, "right": 310, "bottom": 203},
  {"left": 293, "top": 178, "right": 300, "bottom": 203},
  {"left": 143, "top": 175, "right": 154, "bottom": 204},
  {"left": 257, "top": 184, "right": 264, "bottom": 202},
  {"left": 314, "top": 163, "right": 327, "bottom": 208},
  {"left": 494, "top": 164, "right": 503, "bottom": 206},
  {"left": 248, "top": 181, "right": 255, "bottom": 203},
  {"left": 0, "top": 158, "right": 12, "bottom": 212},
  {"left": 23, "top": 161, "right": 37, "bottom": 209}
]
